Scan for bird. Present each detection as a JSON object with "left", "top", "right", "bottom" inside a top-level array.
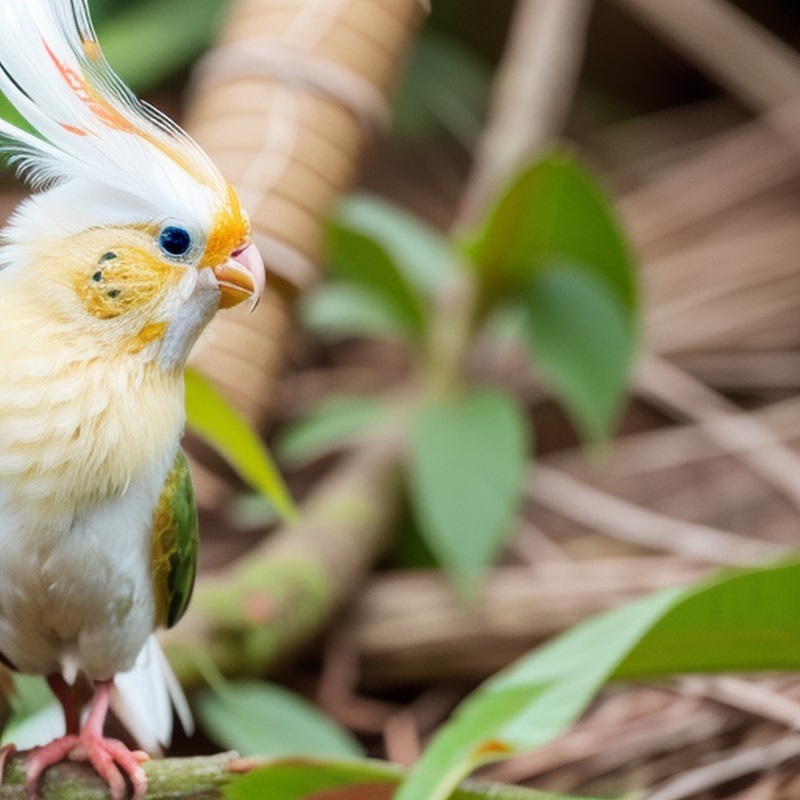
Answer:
[{"left": 0, "top": 0, "right": 266, "bottom": 797}]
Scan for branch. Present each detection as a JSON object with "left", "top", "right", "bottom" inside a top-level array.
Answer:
[
  {"left": 343, "top": 558, "right": 710, "bottom": 686},
  {"left": 0, "top": 752, "right": 238, "bottom": 800},
  {"left": 0, "top": 752, "right": 560, "bottom": 800},
  {"left": 161, "top": 443, "right": 403, "bottom": 687}
]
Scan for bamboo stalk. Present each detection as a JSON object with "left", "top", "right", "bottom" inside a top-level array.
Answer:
[{"left": 186, "top": 0, "right": 427, "bottom": 423}]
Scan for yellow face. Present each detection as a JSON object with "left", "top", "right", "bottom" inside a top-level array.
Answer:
[
  {"left": 35, "top": 226, "right": 189, "bottom": 358},
  {"left": 73, "top": 229, "right": 183, "bottom": 321},
  {"left": 19, "top": 184, "right": 263, "bottom": 366}
]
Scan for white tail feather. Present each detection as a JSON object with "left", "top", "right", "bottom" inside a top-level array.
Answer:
[{"left": 110, "top": 635, "right": 193, "bottom": 755}]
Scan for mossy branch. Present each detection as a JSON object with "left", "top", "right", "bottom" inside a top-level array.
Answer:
[
  {"left": 0, "top": 752, "right": 560, "bottom": 800},
  {"left": 0, "top": 752, "right": 237, "bottom": 800},
  {"left": 161, "top": 443, "right": 404, "bottom": 687}
]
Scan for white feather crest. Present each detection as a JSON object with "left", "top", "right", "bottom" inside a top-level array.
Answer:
[{"left": 0, "top": 0, "right": 227, "bottom": 229}]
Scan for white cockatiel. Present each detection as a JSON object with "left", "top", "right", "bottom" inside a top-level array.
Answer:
[{"left": 0, "top": 1, "right": 265, "bottom": 797}]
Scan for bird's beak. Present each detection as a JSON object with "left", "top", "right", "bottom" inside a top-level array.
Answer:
[{"left": 213, "top": 242, "right": 266, "bottom": 310}]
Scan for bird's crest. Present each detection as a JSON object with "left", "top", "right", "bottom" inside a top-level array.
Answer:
[{"left": 0, "top": 0, "right": 229, "bottom": 226}]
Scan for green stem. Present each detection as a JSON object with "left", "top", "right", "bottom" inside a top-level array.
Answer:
[{"left": 423, "top": 270, "right": 482, "bottom": 399}]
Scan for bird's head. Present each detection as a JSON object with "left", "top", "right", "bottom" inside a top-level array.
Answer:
[{"left": 0, "top": 0, "right": 265, "bottom": 370}]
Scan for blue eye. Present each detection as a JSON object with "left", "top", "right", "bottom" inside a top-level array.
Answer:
[{"left": 159, "top": 226, "right": 193, "bottom": 257}]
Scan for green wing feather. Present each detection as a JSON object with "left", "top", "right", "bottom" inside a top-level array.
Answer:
[{"left": 150, "top": 448, "right": 199, "bottom": 629}]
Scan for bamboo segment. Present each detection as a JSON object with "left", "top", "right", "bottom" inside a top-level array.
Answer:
[{"left": 186, "top": 0, "right": 427, "bottom": 423}]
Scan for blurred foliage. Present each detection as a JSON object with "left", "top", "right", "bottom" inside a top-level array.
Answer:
[
  {"left": 296, "top": 150, "right": 639, "bottom": 589},
  {"left": 195, "top": 681, "right": 363, "bottom": 759}
]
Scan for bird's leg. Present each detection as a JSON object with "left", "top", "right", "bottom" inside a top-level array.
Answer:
[
  {"left": 46, "top": 673, "right": 81, "bottom": 735},
  {"left": 25, "top": 679, "right": 148, "bottom": 800}
]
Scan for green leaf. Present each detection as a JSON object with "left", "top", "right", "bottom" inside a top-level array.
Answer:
[
  {"left": 225, "top": 756, "right": 591, "bottom": 800},
  {"left": 196, "top": 681, "right": 363, "bottom": 759},
  {"left": 224, "top": 759, "right": 397, "bottom": 800},
  {"left": 335, "top": 195, "right": 459, "bottom": 296},
  {"left": 325, "top": 224, "right": 429, "bottom": 345},
  {"left": 462, "top": 151, "right": 637, "bottom": 318},
  {"left": 301, "top": 284, "right": 416, "bottom": 342},
  {"left": 615, "top": 560, "right": 800, "bottom": 678},
  {"left": 522, "top": 264, "right": 635, "bottom": 441},
  {"left": 184, "top": 368, "right": 298, "bottom": 523},
  {"left": 276, "top": 396, "right": 391, "bottom": 467},
  {"left": 409, "top": 388, "right": 527, "bottom": 595},
  {"left": 97, "top": 0, "right": 229, "bottom": 93},
  {"left": 397, "top": 560, "right": 800, "bottom": 800}
]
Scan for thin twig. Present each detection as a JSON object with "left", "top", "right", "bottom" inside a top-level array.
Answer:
[
  {"left": 528, "top": 464, "right": 788, "bottom": 565},
  {"left": 646, "top": 736, "right": 800, "bottom": 800},
  {"left": 454, "top": 0, "right": 594, "bottom": 231},
  {"left": 637, "top": 357, "right": 800, "bottom": 514},
  {"left": 611, "top": 0, "right": 800, "bottom": 113},
  {"left": 679, "top": 676, "right": 800, "bottom": 731}
]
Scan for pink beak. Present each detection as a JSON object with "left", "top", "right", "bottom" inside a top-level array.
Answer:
[{"left": 212, "top": 242, "right": 266, "bottom": 310}]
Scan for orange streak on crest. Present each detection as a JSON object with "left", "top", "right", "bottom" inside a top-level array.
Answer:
[
  {"left": 43, "top": 36, "right": 135, "bottom": 134},
  {"left": 41, "top": 35, "right": 221, "bottom": 191},
  {"left": 59, "top": 123, "right": 88, "bottom": 137}
]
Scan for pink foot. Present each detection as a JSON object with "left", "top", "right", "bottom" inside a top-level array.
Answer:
[
  {"left": 25, "top": 733, "right": 148, "bottom": 800},
  {"left": 24, "top": 680, "right": 149, "bottom": 800}
]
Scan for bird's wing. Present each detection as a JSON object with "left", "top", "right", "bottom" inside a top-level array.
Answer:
[
  {"left": 109, "top": 452, "right": 199, "bottom": 752},
  {"left": 150, "top": 448, "right": 199, "bottom": 630}
]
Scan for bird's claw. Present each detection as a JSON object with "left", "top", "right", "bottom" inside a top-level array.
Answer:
[{"left": 24, "top": 734, "right": 148, "bottom": 800}]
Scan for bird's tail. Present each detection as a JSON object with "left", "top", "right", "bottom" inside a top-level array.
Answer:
[{"left": 110, "top": 635, "right": 193, "bottom": 755}]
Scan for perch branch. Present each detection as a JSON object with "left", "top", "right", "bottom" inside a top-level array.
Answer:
[{"left": 0, "top": 752, "right": 238, "bottom": 800}]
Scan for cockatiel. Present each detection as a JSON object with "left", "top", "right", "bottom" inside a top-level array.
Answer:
[{"left": 0, "top": 0, "right": 265, "bottom": 797}]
